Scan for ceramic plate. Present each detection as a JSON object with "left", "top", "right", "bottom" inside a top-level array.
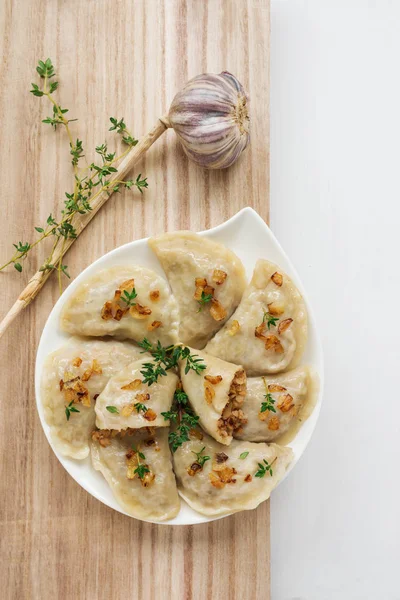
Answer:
[{"left": 35, "top": 207, "right": 324, "bottom": 525}]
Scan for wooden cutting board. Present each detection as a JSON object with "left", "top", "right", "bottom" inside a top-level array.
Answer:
[{"left": 0, "top": 1, "right": 270, "bottom": 598}]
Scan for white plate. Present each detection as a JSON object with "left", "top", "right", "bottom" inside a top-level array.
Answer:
[{"left": 35, "top": 207, "right": 324, "bottom": 525}]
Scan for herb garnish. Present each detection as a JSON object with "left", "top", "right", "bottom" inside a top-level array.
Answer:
[
  {"left": 163, "top": 388, "right": 201, "bottom": 452},
  {"left": 254, "top": 457, "right": 277, "bottom": 478},
  {"left": 260, "top": 377, "right": 276, "bottom": 413},
  {"left": 65, "top": 400, "right": 80, "bottom": 421},
  {"left": 138, "top": 338, "right": 206, "bottom": 386},
  {"left": 239, "top": 451, "right": 249, "bottom": 459},
  {"left": 197, "top": 290, "right": 213, "bottom": 312},
  {"left": 191, "top": 446, "right": 211, "bottom": 468},
  {"left": 135, "top": 463, "right": 150, "bottom": 480},
  {"left": 106, "top": 405, "right": 119, "bottom": 414},
  {"left": 0, "top": 58, "right": 148, "bottom": 290},
  {"left": 134, "top": 402, "right": 148, "bottom": 414},
  {"left": 121, "top": 287, "right": 138, "bottom": 307},
  {"left": 131, "top": 446, "right": 150, "bottom": 481},
  {"left": 263, "top": 311, "right": 279, "bottom": 330}
]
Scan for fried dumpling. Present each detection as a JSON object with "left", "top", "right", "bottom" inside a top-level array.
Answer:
[
  {"left": 205, "top": 260, "right": 308, "bottom": 375},
  {"left": 95, "top": 358, "right": 178, "bottom": 430},
  {"left": 60, "top": 265, "right": 179, "bottom": 346},
  {"left": 148, "top": 231, "right": 246, "bottom": 348},
  {"left": 235, "top": 366, "right": 318, "bottom": 443},
  {"left": 179, "top": 348, "right": 247, "bottom": 445},
  {"left": 91, "top": 428, "right": 180, "bottom": 522},
  {"left": 172, "top": 430, "right": 293, "bottom": 516},
  {"left": 41, "top": 337, "right": 145, "bottom": 459}
]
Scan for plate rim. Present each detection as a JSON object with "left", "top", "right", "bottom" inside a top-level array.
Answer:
[{"left": 34, "top": 206, "right": 324, "bottom": 525}]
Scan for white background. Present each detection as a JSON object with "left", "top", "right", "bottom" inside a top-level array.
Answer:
[{"left": 270, "top": 1, "right": 400, "bottom": 599}]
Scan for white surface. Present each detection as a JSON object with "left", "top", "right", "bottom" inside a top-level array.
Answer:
[
  {"left": 35, "top": 207, "right": 323, "bottom": 525},
  {"left": 270, "top": 2, "right": 400, "bottom": 599}
]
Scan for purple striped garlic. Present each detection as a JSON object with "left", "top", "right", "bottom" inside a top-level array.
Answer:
[{"left": 168, "top": 71, "right": 250, "bottom": 169}]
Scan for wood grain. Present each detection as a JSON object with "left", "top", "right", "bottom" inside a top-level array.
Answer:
[{"left": 0, "top": 1, "right": 270, "bottom": 598}]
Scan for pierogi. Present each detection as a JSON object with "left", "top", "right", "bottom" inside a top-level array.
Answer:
[
  {"left": 148, "top": 231, "right": 246, "bottom": 348},
  {"left": 205, "top": 259, "right": 308, "bottom": 375},
  {"left": 172, "top": 430, "right": 293, "bottom": 516},
  {"left": 235, "top": 366, "right": 318, "bottom": 443},
  {"left": 95, "top": 358, "right": 178, "bottom": 430},
  {"left": 179, "top": 348, "right": 247, "bottom": 445},
  {"left": 60, "top": 265, "right": 179, "bottom": 346},
  {"left": 91, "top": 428, "right": 180, "bottom": 521}
]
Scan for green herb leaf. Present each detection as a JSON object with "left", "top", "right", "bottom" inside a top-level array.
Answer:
[
  {"left": 106, "top": 405, "right": 119, "bottom": 414},
  {"left": 260, "top": 393, "right": 276, "bottom": 413},
  {"left": 70, "top": 138, "right": 84, "bottom": 167},
  {"left": 191, "top": 446, "right": 211, "bottom": 468},
  {"left": 161, "top": 410, "right": 178, "bottom": 422},
  {"left": 65, "top": 400, "right": 80, "bottom": 421},
  {"left": 263, "top": 311, "right": 279, "bottom": 329},
  {"left": 134, "top": 402, "right": 148, "bottom": 414},
  {"left": 134, "top": 173, "right": 148, "bottom": 194},
  {"left": 138, "top": 340, "right": 206, "bottom": 386},
  {"left": 197, "top": 290, "right": 213, "bottom": 312},
  {"left": 36, "top": 58, "right": 55, "bottom": 78},
  {"left": 260, "top": 378, "right": 277, "bottom": 413},
  {"left": 134, "top": 463, "right": 150, "bottom": 480},
  {"left": 30, "top": 83, "right": 44, "bottom": 97},
  {"left": 239, "top": 451, "right": 249, "bottom": 460},
  {"left": 35, "top": 227, "right": 44, "bottom": 233},
  {"left": 14, "top": 262, "right": 22, "bottom": 272},
  {"left": 121, "top": 287, "right": 138, "bottom": 307},
  {"left": 49, "top": 81, "right": 59, "bottom": 94},
  {"left": 254, "top": 458, "right": 276, "bottom": 478}
]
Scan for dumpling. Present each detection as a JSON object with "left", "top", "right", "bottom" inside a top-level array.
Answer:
[
  {"left": 41, "top": 337, "right": 145, "bottom": 459},
  {"left": 60, "top": 265, "right": 179, "bottom": 346},
  {"left": 91, "top": 428, "right": 180, "bottom": 521},
  {"left": 148, "top": 231, "right": 246, "bottom": 348},
  {"left": 95, "top": 358, "right": 178, "bottom": 430},
  {"left": 235, "top": 366, "right": 318, "bottom": 443},
  {"left": 172, "top": 430, "right": 293, "bottom": 516},
  {"left": 179, "top": 348, "right": 247, "bottom": 445},
  {"left": 205, "top": 260, "right": 308, "bottom": 375}
]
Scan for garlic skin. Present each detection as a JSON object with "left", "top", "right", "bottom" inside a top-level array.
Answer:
[{"left": 168, "top": 71, "right": 250, "bottom": 170}]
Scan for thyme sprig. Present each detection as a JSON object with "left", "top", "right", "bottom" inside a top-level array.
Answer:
[
  {"left": 65, "top": 400, "right": 80, "bottom": 421},
  {"left": 260, "top": 377, "right": 276, "bottom": 413},
  {"left": 134, "top": 402, "right": 148, "bottom": 414},
  {"left": 254, "top": 457, "right": 277, "bottom": 478},
  {"left": 131, "top": 446, "right": 150, "bottom": 481},
  {"left": 263, "top": 311, "right": 279, "bottom": 330},
  {"left": 0, "top": 58, "right": 148, "bottom": 291},
  {"left": 162, "top": 388, "right": 201, "bottom": 452},
  {"left": 191, "top": 446, "right": 211, "bottom": 468},
  {"left": 121, "top": 287, "right": 138, "bottom": 307},
  {"left": 196, "top": 290, "right": 213, "bottom": 312},
  {"left": 138, "top": 338, "right": 206, "bottom": 386}
]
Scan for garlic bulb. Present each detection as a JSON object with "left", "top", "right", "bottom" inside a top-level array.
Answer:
[{"left": 168, "top": 71, "right": 250, "bottom": 169}]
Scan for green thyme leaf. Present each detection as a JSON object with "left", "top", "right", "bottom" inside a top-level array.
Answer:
[
  {"left": 239, "top": 451, "right": 249, "bottom": 460},
  {"left": 191, "top": 446, "right": 211, "bottom": 468},
  {"left": 65, "top": 400, "right": 80, "bottom": 421},
  {"left": 197, "top": 290, "right": 213, "bottom": 312},
  {"left": 106, "top": 406, "right": 119, "bottom": 414},
  {"left": 263, "top": 311, "right": 279, "bottom": 329},
  {"left": 134, "top": 463, "right": 150, "bottom": 480},
  {"left": 254, "top": 458, "right": 276, "bottom": 478},
  {"left": 36, "top": 58, "right": 55, "bottom": 78}
]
